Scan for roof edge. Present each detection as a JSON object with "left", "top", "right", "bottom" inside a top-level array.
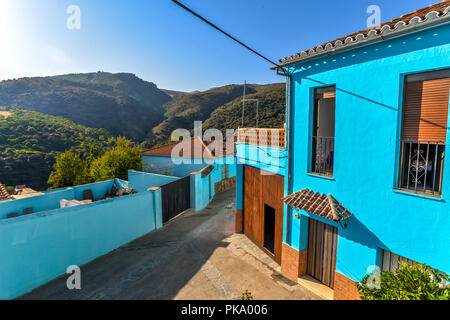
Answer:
[{"left": 276, "top": 5, "right": 450, "bottom": 69}]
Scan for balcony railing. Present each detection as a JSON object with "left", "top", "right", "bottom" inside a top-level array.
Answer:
[
  {"left": 398, "top": 140, "right": 445, "bottom": 196},
  {"left": 237, "top": 128, "right": 286, "bottom": 148},
  {"left": 310, "top": 136, "right": 335, "bottom": 177}
]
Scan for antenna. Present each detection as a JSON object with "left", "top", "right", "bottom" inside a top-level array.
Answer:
[{"left": 241, "top": 81, "right": 260, "bottom": 128}]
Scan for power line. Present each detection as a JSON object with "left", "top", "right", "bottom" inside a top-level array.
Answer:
[{"left": 171, "top": 0, "right": 285, "bottom": 72}]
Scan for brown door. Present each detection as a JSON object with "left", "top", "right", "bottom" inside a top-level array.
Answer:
[
  {"left": 243, "top": 165, "right": 284, "bottom": 264},
  {"left": 307, "top": 218, "right": 338, "bottom": 288}
]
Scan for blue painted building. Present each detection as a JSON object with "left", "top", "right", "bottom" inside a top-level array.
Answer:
[
  {"left": 142, "top": 137, "right": 214, "bottom": 177},
  {"left": 235, "top": 2, "right": 450, "bottom": 299}
]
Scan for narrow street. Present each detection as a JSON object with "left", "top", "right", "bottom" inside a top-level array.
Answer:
[{"left": 21, "top": 189, "right": 320, "bottom": 300}]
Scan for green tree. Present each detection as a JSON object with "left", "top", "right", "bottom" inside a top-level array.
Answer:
[
  {"left": 47, "top": 151, "right": 90, "bottom": 188},
  {"left": 357, "top": 262, "right": 450, "bottom": 300},
  {"left": 89, "top": 137, "right": 142, "bottom": 181}
]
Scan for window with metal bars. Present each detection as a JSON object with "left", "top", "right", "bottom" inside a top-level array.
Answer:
[
  {"left": 398, "top": 141, "right": 445, "bottom": 196},
  {"left": 397, "top": 70, "right": 449, "bottom": 197},
  {"left": 310, "top": 86, "right": 336, "bottom": 177}
]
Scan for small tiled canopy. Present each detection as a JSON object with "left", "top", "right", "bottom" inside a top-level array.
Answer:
[
  {"left": 282, "top": 189, "right": 352, "bottom": 222},
  {"left": 0, "top": 183, "right": 11, "bottom": 201},
  {"left": 200, "top": 165, "right": 215, "bottom": 178}
]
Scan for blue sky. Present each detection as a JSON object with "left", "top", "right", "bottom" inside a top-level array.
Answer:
[{"left": 0, "top": 0, "right": 437, "bottom": 91}]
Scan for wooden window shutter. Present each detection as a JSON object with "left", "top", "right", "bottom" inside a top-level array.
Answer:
[{"left": 401, "top": 78, "right": 450, "bottom": 143}]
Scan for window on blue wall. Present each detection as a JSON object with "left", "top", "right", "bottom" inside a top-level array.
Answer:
[
  {"left": 397, "top": 69, "right": 449, "bottom": 197},
  {"left": 310, "top": 86, "right": 336, "bottom": 177},
  {"left": 380, "top": 249, "right": 447, "bottom": 284}
]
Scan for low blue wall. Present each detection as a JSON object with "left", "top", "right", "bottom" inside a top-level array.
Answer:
[
  {"left": 142, "top": 155, "right": 206, "bottom": 177},
  {"left": 128, "top": 170, "right": 178, "bottom": 193},
  {"left": 0, "top": 180, "right": 116, "bottom": 220},
  {"left": 190, "top": 160, "right": 237, "bottom": 211},
  {"left": 0, "top": 188, "right": 162, "bottom": 299}
]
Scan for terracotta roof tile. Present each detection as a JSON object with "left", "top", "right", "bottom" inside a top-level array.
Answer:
[
  {"left": 279, "top": 1, "right": 450, "bottom": 66},
  {"left": 282, "top": 188, "right": 352, "bottom": 221},
  {"left": 142, "top": 137, "right": 214, "bottom": 159},
  {"left": 0, "top": 183, "right": 11, "bottom": 201},
  {"left": 200, "top": 164, "right": 215, "bottom": 178}
]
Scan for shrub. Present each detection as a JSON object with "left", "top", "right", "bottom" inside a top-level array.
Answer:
[{"left": 357, "top": 262, "right": 450, "bottom": 300}]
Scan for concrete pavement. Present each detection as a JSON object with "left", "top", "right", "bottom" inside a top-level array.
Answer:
[{"left": 20, "top": 189, "right": 321, "bottom": 300}]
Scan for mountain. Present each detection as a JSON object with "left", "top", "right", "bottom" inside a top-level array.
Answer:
[
  {"left": 203, "top": 83, "right": 286, "bottom": 132},
  {"left": 0, "top": 107, "right": 111, "bottom": 190},
  {"left": 152, "top": 84, "right": 258, "bottom": 142},
  {"left": 0, "top": 72, "right": 172, "bottom": 140},
  {"left": 153, "top": 83, "right": 285, "bottom": 142},
  {"left": 160, "top": 89, "right": 187, "bottom": 100}
]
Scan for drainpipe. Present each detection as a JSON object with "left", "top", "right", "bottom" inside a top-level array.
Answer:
[{"left": 276, "top": 67, "right": 293, "bottom": 244}]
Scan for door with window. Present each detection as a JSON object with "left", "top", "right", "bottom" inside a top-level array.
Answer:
[{"left": 307, "top": 218, "right": 338, "bottom": 288}]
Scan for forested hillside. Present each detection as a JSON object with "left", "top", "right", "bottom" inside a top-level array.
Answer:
[
  {"left": 152, "top": 84, "right": 256, "bottom": 142},
  {"left": 0, "top": 72, "right": 286, "bottom": 189},
  {"left": 203, "top": 83, "right": 286, "bottom": 132},
  {"left": 0, "top": 72, "right": 171, "bottom": 140},
  {"left": 0, "top": 107, "right": 111, "bottom": 190}
]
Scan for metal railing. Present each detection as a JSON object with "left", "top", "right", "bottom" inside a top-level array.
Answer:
[
  {"left": 398, "top": 140, "right": 446, "bottom": 196},
  {"left": 237, "top": 128, "right": 286, "bottom": 148},
  {"left": 310, "top": 136, "right": 335, "bottom": 177}
]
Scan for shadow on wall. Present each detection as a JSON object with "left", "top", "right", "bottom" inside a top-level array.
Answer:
[{"left": 339, "top": 215, "right": 388, "bottom": 251}]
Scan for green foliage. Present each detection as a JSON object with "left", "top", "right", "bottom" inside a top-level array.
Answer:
[
  {"left": 152, "top": 83, "right": 285, "bottom": 143},
  {"left": 89, "top": 137, "right": 142, "bottom": 181},
  {"left": 357, "top": 262, "right": 450, "bottom": 300},
  {"left": 241, "top": 290, "right": 253, "bottom": 300},
  {"left": 0, "top": 107, "right": 110, "bottom": 190},
  {"left": 5, "top": 186, "right": 14, "bottom": 195},
  {"left": 47, "top": 137, "right": 142, "bottom": 189},
  {"left": 0, "top": 72, "right": 171, "bottom": 140},
  {"left": 203, "top": 83, "right": 286, "bottom": 133},
  {"left": 48, "top": 151, "right": 89, "bottom": 188}
]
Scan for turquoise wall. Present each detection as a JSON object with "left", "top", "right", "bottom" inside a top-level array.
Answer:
[
  {"left": 286, "top": 24, "right": 450, "bottom": 281},
  {"left": 142, "top": 155, "right": 206, "bottom": 177},
  {"left": 235, "top": 143, "right": 288, "bottom": 237},
  {"left": 191, "top": 158, "right": 237, "bottom": 211},
  {"left": 128, "top": 170, "right": 178, "bottom": 193},
  {"left": 0, "top": 180, "right": 117, "bottom": 220},
  {"left": 236, "top": 143, "right": 288, "bottom": 177},
  {"left": 0, "top": 187, "right": 162, "bottom": 299}
]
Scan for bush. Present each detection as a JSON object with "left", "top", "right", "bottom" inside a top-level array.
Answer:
[{"left": 357, "top": 262, "right": 450, "bottom": 300}]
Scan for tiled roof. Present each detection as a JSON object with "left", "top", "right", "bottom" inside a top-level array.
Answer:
[
  {"left": 0, "top": 183, "right": 11, "bottom": 201},
  {"left": 200, "top": 164, "right": 215, "bottom": 178},
  {"left": 279, "top": 1, "right": 450, "bottom": 67},
  {"left": 204, "top": 139, "right": 237, "bottom": 158},
  {"left": 142, "top": 137, "right": 214, "bottom": 159},
  {"left": 282, "top": 189, "right": 352, "bottom": 222}
]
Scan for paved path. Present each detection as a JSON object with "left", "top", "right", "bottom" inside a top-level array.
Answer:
[{"left": 20, "top": 189, "right": 320, "bottom": 300}]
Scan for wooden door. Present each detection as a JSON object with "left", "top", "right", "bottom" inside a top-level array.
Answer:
[
  {"left": 243, "top": 165, "right": 262, "bottom": 245},
  {"left": 307, "top": 218, "right": 338, "bottom": 288},
  {"left": 261, "top": 169, "right": 284, "bottom": 264},
  {"left": 243, "top": 165, "right": 284, "bottom": 264}
]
